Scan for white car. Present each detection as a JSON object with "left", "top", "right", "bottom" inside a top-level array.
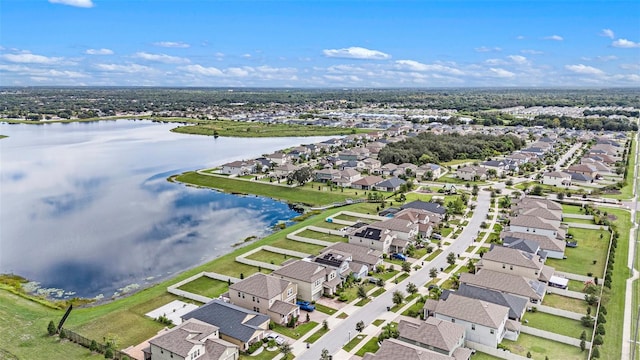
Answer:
[{"left": 266, "top": 332, "right": 285, "bottom": 345}]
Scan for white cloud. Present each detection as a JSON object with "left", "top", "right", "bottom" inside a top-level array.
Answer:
[
  {"left": 180, "top": 64, "right": 224, "bottom": 76},
  {"left": 489, "top": 68, "right": 515, "bottom": 78},
  {"left": 484, "top": 58, "right": 506, "bottom": 65},
  {"left": 508, "top": 55, "right": 528, "bottom": 65},
  {"left": 595, "top": 55, "right": 618, "bottom": 62},
  {"left": 132, "top": 52, "right": 190, "bottom": 64},
  {"left": 521, "top": 49, "right": 543, "bottom": 55},
  {"left": 620, "top": 63, "right": 640, "bottom": 71},
  {"left": 323, "top": 46, "right": 391, "bottom": 60},
  {"left": 241, "top": 54, "right": 252, "bottom": 58},
  {"left": 474, "top": 46, "right": 501, "bottom": 53},
  {"left": 49, "top": 0, "right": 93, "bottom": 8},
  {"left": 95, "top": 63, "right": 154, "bottom": 73},
  {"left": 226, "top": 67, "right": 250, "bottom": 77},
  {"left": 153, "top": 41, "right": 190, "bottom": 48},
  {"left": 516, "top": 35, "right": 525, "bottom": 40},
  {"left": 2, "top": 53, "right": 64, "bottom": 64},
  {"left": 85, "top": 48, "right": 113, "bottom": 55},
  {"left": 395, "top": 60, "right": 464, "bottom": 75},
  {"left": 612, "top": 39, "right": 640, "bottom": 48},
  {"left": 0, "top": 64, "right": 87, "bottom": 78},
  {"left": 600, "top": 29, "right": 615, "bottom": 39},
  {"left": 544, "top": 35, "right": 564, "bottom": 41},
  {"left": 565, "top": 64, "right": 605, "bottom": 76}
]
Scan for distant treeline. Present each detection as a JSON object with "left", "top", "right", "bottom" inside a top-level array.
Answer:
[
  {"left": 1, "top": 88, "right": 639, "bottom": 118},
  {"left": 378, "top": 133, "right": 526, "bottom": 165},
  {"left": 509, "top": 115, "right": 638, "bottom": 131},
  {"left": 583, "top": 109, "right": 639, "bottom": 117}
]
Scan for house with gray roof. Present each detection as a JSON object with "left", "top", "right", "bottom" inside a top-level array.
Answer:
[
  {"left": 444, "top": 285, "right": 528, "bottom": 321},
  {"left": 507, "top": 215, "right": 564, "bottom": 241},
  {"left": 401, "top": 200, "right": 447, "bottom": 217},
  {"left": 145, "top": 318, "right": 238, "bottom": 360},
  {"left": 362, "top": 338, "right": 471, "bottom": 360},
  {"left": 501, "top": 231, "right": 566, "bottom": 259},
  {"left": 542, "top": 171, "right": 572, "bottom": 187},
  {"left": 326, "top": 242, "right": 383, "bottom": 270},
  {"left": 229, "top": 273, "right": 298, "bottom": 325},
  {"left": 182, "top": 300, "right": 269, "bottom": 352},
  {"left": 374, "top": 177, "right": 406, "bottom": 192},
  {"left": 424, "top": 293, "right": 516, "bottom": 348},
  {"left": 398, "top": 317, "right": 472, "bottom": 358},
  {"left": 459, "top": 269, "right": 546, "bottom": 304}
]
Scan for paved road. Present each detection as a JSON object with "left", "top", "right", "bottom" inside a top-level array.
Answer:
[{"left": 300, "top": 190, "right": 493, "bottom": 359}]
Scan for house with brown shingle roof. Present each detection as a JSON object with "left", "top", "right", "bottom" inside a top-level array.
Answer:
[
  {"left": 326, "top": 242, "right": 383, "bottom": 270},
  {"left": 271, "top": 260, "right": 338, "bottom": 302},
  {"left": 362, "top": 338, "right": 470, "bottom": 360},
  {"left": 478, "top": 246, "right": 555, "bottom": 283},
  {"left": 351, "top": 175, "right": 384, "bottom": 190},
  {"left": 424, "top": 293, "right": 515, "bottom": 348},
  {"left": 541, "top": 171, "right": 572, "bottom": 187},
  {"left": 507, "top": 215, "right": 564, "bottom": 240},
  {"left": 229, "top": 273, "right": 299, "bottom": 325},
  {"left": 398, "top": 317, "right": 471, "bottom": 358},
  {"left": 145, "top": 318, "right": 238, "bottom": 360},
  {"left": 221, "top": 160, "right": 257, "bottom": 176},
  {"left": 459, "top": 269, "right": 546, "bottom": 304}
]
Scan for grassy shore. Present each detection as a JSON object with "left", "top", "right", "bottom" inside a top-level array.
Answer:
[{"left": 174, "top": 171, "right": 360, "bottom": 206}]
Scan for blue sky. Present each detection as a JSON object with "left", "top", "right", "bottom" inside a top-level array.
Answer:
[{"left": 1, "top": 0, "right": 639, "bottom": 87}]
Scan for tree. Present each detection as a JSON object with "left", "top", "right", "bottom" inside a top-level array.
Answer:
[
  {"left": 47, "top": 321, "right": 57, "bottom": 336},
  {"left": 279, "top": 342, "right": 292, "bottom": 359},
  {"left": 356, "top": 320, "right": 365, "bottom": 332},
  {"left": 287, "top": 167, "right": 313, "bottom": 185},
  {"left": 59, "top": 328, "right": 67, "bottom": 340},
  {"left": 392, "top": 291, "right": 404, "bottom": 306},
  {"left": 472, "top": 184, "right": 479, "bottom": 196},
  {"left": 580, "top": 338, "right": 586, "bottom": 352},
  {"left": 401, "top": 261, "right": 411, "bottom": 273},
  {"left": 580, "top": 330, "right": 587, "bottom": 340},
  {"left": 581, "top": 316, "right": 595, "bottom": 327},
  {"left": 90, "top": 340, "right": 98, "bottom": 352},
  {"left": 320, "top": 348, "right": 331, "bottom": 360},
  {"left": 429, "top": 267, "right": 438, "bottom": 278},
  {"left": 322, "top": 320, "right": 329, "bottom": 331},
  {"left": 447, "top": 252, "right": 456, "bottom": 265},
  {"left": 531, "top": 185, "right": 544, "bottom": 196},
  {"left": 597, "top": 323, "right": 605, "bottom": 335},
  {"left": 593, "top": 334, "right": 603, "bottom": 346},
  {"left": 357, "top": 285, "right": 367, "bottom": 299},
  {"left": 104, "top": 348, "right": 114, "bottom": 359},
  {"left": 499, "top": 196, "right": 511, "bottom": 208},
  {"left": 406, "top": 282, "right": 418, "bottom": 295},
  {"left": 591, "top": 346, "right": 600, "bottom": 358}
]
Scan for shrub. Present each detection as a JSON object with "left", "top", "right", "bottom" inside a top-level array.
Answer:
[
  {"left": 597, "top": 323, "right": 606, "bottom": 335},
  {"left": 593, "top": 334, "right": 603, "bottom": 346},
  {"left": 59, "top": 328, "right": 67, "bottom": 340},
  {"left": 90, "top": 340, "right": 98, "bottom": 352},
  {"left": 47, "top": 321, "right": 57, "bottom": 336},
  {"left": 104, "top": 348, "right": 114, "bottom": 359}
]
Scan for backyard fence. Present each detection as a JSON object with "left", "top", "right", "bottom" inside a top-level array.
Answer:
[{"left": 60, "top": 328, "right": 132, "bottom": 360}]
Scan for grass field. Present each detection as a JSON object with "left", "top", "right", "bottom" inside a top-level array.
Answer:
[
  {"left": 306, "top": 327, "right": 329, "bottom": 343},
  {"left": 177, "top": 276, "right": 229, "bottom": 298},
  {"left": 502, "top": 333, "right": 587, "bottom": 360},
  {"left": 546, "top": 227, "right": 609, "bottom": 277},
  {"left": 313, "top": 303, "right": 337, "bottom": 315},
  {"left": 175, "top": 171, "right": 356, "bottom": 207},
  {"left": 297, "top": 229, "right": 346, "bottom": 243},
  {"left": 343, "top": 334, "right": 366, "bottom": 352},
  {"left": 522, "top": 311, "right": 592, "bottom": 340},
  {"left": 564, "top": 217, "right": 596, "bottom": 225},
  {"left": 542, "top": 293, "right": 590, "bottom": 314},
  {"left": 355, "top": 337, "right": 380, "bottom": 357},
  {"left": 338, "top": 283, "right": 376, "bottom": 302},
  {"left": 0, "top": 290, "right": 104, "bottom": 359},
  {"left": 171, "top": 119, "right": 367, "bottom": 137},
  {"left": 272, "top": 321, "right": 318, "bottom": 340},
  {"left": 245, "top": 250, "right": 301, "bottom": 265},
  {"left": 562, "top": 204, "right": 585, "bottom": 215}
]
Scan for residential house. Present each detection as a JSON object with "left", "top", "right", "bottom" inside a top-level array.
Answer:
[
  {"left": 352, "top": 175, "right": 384, "bottom": 190},
  {"left": 271, "top": 260, "right": 329, "bottom": 302},
  {"left": 423, "top": 294, "right": 516, "bottom": 348},
  {"left": 145, "top": 318, "right": 238, "bottom": 360},
  {"left": 397, "top": 317, "right": 472, "bottom": 359},
  {"left": 380, "top": 163, "right": 398, "bottom": 176},
  {"left": 444, "top": 285, "right": 528, "bottom": 321},
  {"left": 567, "top": 164, "right": 598, "bottom": 179},
  {"left": 459, "top": 269, "right": 546, "bottom": 304},
  {"left": 507, "top": 215, "right": 564, "bottom": 241},
  {"left": 416, "top": 163, "right": 442, "bottom": 180},
  {"left": 348, "top": 225, "right": 395, "bottom": 254},
  {"left": 362, "top": 158, "right": 382, "bottom": 173},
  {"left": 362, "top": 338, "right": 471, "bottom": 360},
  {"left": 396, "top": 163, "right": 418, "bottom": 177},
  {"left": 272, "top": 164, "right": 299, "bottom": 178},
  {"left": 229, "top": 273, "right": 298, "bottom": 325},
  {"left": 394, "top": 208, "right": 435, "bottom": 239},
  {"left": 315, "top": 168, "right": 341, "bottom": 183},
  {"left": 478, "top": 246, "right": 554, "bottom": 283},
  {"left": 401, "top": 200, "right": 447, "bottom": 219},
  {"left": 221, "top": 161, "right": 256, "bottom": 176},
  {"left": 338, "top": 150, "right": 359, "bottom": 161},
  {"left": 265, "top": 152, "right": 289, "bottom": 166},
  {"left": 501, "top": 231, "right": 566, "bottom": 260},
  {"left": 335, "top": 169, "right": 362, "bottom": 187},
  {"left": 481, "top": 160, "right": 509, "bottom": 177},
  {"left": 326, "top": 242, "right": 383, "bottom": 271},
  {"left": 182, "top": 300, "right": 269, "bottom": 352},
  {"left": 375, "top": 177, "right": 406, "bottom": 192},
  {"left": 456, "top": 166, "right": 487, "bottom": 181},
  {"left": 369, "top": 218, "right": 418, "bottom": 253},
  {"left": 541, "top": 171, "right": 572, "bottom": 187}
]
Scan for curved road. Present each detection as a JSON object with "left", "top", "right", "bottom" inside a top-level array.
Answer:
[{"left": 300, "top": 190, "right": 493, "bottom": 359}]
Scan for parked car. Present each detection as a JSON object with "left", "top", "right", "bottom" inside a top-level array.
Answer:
[
  {"left": 266, "top": 332, "right": 285, "bottom": 345},
  {"left": 391, "top": 253, "right": 407, "bottom": 261},
  {"left": 566, "top": 241, "right": 578, "bottom": 248},
  {"left": 296, "top": 300, "right": 315, "bottom": 312}
]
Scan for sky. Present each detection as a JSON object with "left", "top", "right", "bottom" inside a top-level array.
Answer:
[{"left": 1, "top": 0, "right": 639, "bottom": 87}]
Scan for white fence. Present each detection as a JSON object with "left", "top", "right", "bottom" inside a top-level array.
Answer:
[
  {"left": 307, "top": 225, "right": 346, "bottom": 236},
  {"left": 566, "top": 223, "right": 608, "bottom": 230},
  {"left": 536, "top": 304, "right": 583, "bottom": 320},
  {"left": 547, "top": 287, "right": 586, "bottom": 300},
  {"left": 562, "top": 214, "right": 594, "bottom": 219},
  {"left": 554, "top": 271, "right": 593, "bottom": 282},
  {"left": 465, "top": 341, "right": 529, "bottom": 360},
  {"left": 167, "top": 272, "right": 240, "bottom": 303},
  {"left": 287, "top": 228, "right": 334, "bottom": 247}
]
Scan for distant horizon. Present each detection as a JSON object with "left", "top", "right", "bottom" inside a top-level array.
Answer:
[
  {"left": 2, "top": 86, "right": 640, "bottom": 90},
  {"left": 1, "top": 0, "right": 639, "bottom": 87}
]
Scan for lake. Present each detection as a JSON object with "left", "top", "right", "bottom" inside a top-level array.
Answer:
[{"left": 0, "top": 120, "right": 335, "bottom": 299}]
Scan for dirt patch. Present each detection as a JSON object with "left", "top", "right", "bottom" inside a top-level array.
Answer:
[{"left": 606, "top": 214, "right": 618, "bottom": 221}]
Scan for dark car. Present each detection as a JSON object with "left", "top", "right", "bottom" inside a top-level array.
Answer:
[
  {"left": 391, "top": 253, "right": 407, "bottom": 261},
  {"left": 296, "top": 301, "right": 315, "bottom": 312},
  {"left": 566, "top": 241, "right": 578, "bottom": 248}
]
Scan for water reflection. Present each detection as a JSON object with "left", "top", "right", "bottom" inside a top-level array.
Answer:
[{"left": 0, "top": 120, "right": 335, "bottom": 299}]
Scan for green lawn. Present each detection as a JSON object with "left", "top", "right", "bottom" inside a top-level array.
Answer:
[
  {"left": 314, "top": 221, "right": 346, "bottom": 231},
  {"left": 177, "top": 276, "right": 229, "bottom": 298},
  {"left": 522, "top": 311, "right": 592, "bottom": 340},
  {"left": 245, "top": 250, "right": 300, "bottom": 265},
  {"left": 175, "top": 171, "right": 355, "bottom": 207},
  {"left": 562, "top": 204, "right": 585, "bottom": 215},
  {"left": 338, "top": 283, "right": 375, "bottom": 303},
  {"left": 502, "top": 333, "right": 587, "bottom": 360},
  {"left": 542, "top": 293, "right": 589, "bottom": 314},
  {"left": 313, "top": 303, "right": 337, "bottom": 315},
  {"left": 343, "top": 334, "right": 366, "bottom": 352},
  {"left": 306, "top": 327, "right": 329, "bottom": 344},
  {"left": 297, "top": 229, "right": 346, "bottom": 243},
  {"left": 355, "top": 298, "right": 371, "bottom": 306},
  {"left": 271, "top": 321, "right": 318, "bottom": 340},
  {"left": 401, "top": 298, "right": 426, "bottom": 317},
  {"left": 470, "top": 352, "right": 502, "bottom": 360},
  {"left": 370, "top": 288, "right": 386, "bottom": 297},
  {"left": 332, "top": 214, "right": 374, "bottom": 223},
  {"left": 564, "top": 218, "right": 596, "bottom": 225},
  {"left": 372, "top": 319, "right": 385, "bottom": 326},
  {"left": 426, "top": 249, "right": 443, "bottom": 261},
  {"left": 270, "top": 236, "right": 326, "bottom": 255},
  {"left": 355, "top": 337, "right": 380, "bottom": 357},
  {"left": 372, "top": 270, "right": 399, "bottom": 281},
  {"left": 0, "top": 290, "right": 105, "bottom": 359},
  {"left": 546, "top": 227, "right": 609, "bottom": 277},
  {"left": 394, "top": 273, "right": 409, "bottom": 283}
]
